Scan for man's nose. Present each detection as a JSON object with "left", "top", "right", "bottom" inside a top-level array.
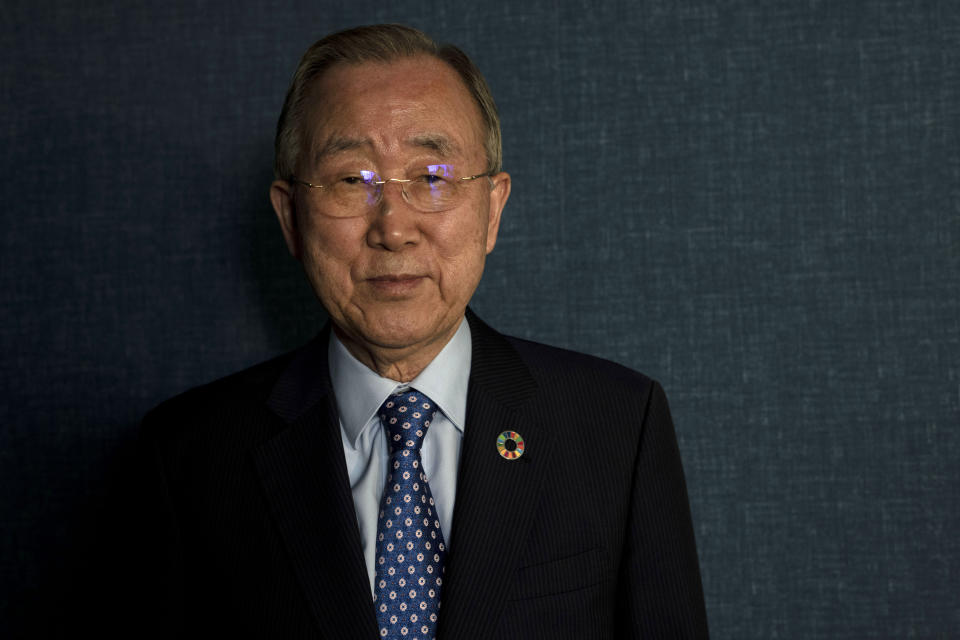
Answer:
[{"left": 366, "top": 181, "right": 421, "bottom": 250}]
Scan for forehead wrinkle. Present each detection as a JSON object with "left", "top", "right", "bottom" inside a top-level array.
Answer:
[{"left": 309, "top": 131, "right": 468, "bottom": 171}]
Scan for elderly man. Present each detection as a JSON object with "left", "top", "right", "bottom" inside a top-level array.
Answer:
[{"left": 139, "top": 24, "right": 708, "bottom": 639}]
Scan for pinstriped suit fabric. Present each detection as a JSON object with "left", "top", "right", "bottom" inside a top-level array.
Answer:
[{"left": 132, "top": 312, "right": 707, "bottom": 638}]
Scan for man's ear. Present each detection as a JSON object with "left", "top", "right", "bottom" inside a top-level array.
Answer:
[
  {"left": 484, "top": 171, "right": 511, "bottom": 254},
  {"left": 270, "top": 179, "right": 301, "bottom": 260}
]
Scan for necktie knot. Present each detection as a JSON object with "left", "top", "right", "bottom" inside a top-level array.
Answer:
[{"left": 378, "top": 389, "right": 437, "bottom": 454}]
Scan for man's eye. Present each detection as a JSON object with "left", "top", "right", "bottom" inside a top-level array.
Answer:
[
  {"left": 340, "top": 172, "right": 376, "bottom": 186},
  {"left": 419, "top": 174, "right": 448, "bottom": 185}
]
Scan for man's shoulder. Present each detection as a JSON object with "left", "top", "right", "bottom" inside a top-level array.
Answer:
[
  {"left": 467, "top": 310, "right": 660, "bottom": 398},
  {"left": 482, "top": 329, "right": 672, "bottom": 445},
  {"left": 148, "top": 350, "right": 294, "bottom": 417},
  {"left": 140, "top": 347, "right": 308, "bottom": 449},
  {"left": 501, "top": 332, "right": 658, "bottom": 395}
]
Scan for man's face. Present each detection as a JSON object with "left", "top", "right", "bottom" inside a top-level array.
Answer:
[{"left": 271, "top": 56, "right": 510, "bottom": 366}]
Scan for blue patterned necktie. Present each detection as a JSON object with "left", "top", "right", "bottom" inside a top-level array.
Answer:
[{"left": 373, "top": 389, "right": 446, "bottom": 640}]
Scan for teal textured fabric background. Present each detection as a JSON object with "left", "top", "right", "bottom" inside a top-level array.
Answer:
[{"left": 2, "top": 1, "right": 957, "bottom": 636}]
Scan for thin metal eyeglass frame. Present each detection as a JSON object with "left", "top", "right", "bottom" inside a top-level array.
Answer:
[{"left": 288, "top": 171, "right": 493, "bottom": 213}]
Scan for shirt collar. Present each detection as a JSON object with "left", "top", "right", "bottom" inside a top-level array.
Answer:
[{"left": 328, "top": 317, "right": 472, "bottom": 447}]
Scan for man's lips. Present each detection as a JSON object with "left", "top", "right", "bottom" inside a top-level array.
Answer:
[
  {"left": 367, "top": 273, "right": 424, "bottom": 283},
  {"left": 365, "top": 274, "right": 427, "bottom": 295}
]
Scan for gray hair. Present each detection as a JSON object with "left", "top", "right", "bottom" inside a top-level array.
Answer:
[{"left": 274, "top": 24, "right": 502, "bottom": 180}]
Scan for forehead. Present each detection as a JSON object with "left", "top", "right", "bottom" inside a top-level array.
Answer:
[{"left": 302, "top": 56, "right": 486, "bottom": 165}]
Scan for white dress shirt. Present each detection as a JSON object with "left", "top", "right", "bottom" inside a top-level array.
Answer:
[{"left": 328, "top": 317, "right": 471, "bottom": 595}]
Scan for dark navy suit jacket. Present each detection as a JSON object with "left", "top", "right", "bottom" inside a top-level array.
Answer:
[{"left": 135, "top": 310, "right": 708, "bottom": 638}]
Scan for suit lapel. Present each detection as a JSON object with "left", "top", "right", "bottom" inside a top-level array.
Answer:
[
  {"left": 438, "top": 311, "right": 555, "bottom": 639},
  {"left": 253, "top": 332, "right": 377, "bottom": 639},
  {"left": 250, "top": 314, "right": 550, "bottom": 639}
]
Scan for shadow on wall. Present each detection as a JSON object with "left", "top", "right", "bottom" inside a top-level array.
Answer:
[
  {"left": 243, "top": 161, "right": 329, "bottom": 355},
  {"left": 4, "top": 147, "right": 330, "bottom": 638}
]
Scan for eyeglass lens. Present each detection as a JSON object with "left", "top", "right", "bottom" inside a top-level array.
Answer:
[{"left": 331, "top": 164, "right": 462, "bottom": 214}]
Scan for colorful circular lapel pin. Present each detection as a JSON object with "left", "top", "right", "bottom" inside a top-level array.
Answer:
[{"left": 496, "top": 430, "right": 525, "bottom": 460}]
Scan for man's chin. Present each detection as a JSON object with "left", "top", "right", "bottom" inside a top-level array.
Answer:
[{"left": 335, "top": 309, "right": 460, "bottom": 356}]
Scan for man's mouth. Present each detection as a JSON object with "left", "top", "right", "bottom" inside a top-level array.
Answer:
[{"left": 366, "top": 274, "right": 426, "bottom": 295}]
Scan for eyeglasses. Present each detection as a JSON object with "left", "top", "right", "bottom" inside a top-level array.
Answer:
[{"left": 290, "top": 164, "right": 492, "bottom": 217}]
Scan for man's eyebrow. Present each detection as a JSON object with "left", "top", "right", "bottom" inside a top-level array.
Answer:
[
  {"left": 313, "top": 136, "right": 369, "bottom": 163},
  {"left": 409, "top": 134, "right": 460, "bottom": 157}
]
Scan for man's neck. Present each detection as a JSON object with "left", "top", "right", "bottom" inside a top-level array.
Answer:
[{"left": 332, "top": 320, "right": 462, "bottom": 382}]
